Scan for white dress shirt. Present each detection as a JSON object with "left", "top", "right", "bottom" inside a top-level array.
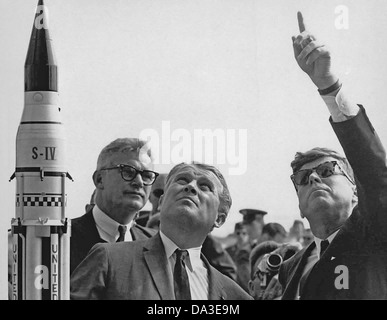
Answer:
[
  {"left": 321, "top": 84, "right": 360, "bottom": 122},
  {"left": 160, "top": 231, "right": 209, "bottom": 300},
  {"left": 92, "top": 205, "right": 134, "bottom": 242}
]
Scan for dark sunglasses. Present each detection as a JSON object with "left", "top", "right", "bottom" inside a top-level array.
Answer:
[
  {"left": 290, "top": 160, "right": 354, "bottom": 190},
  {"left": 100, "top": 164, "right": 159, "bottom": 186}
]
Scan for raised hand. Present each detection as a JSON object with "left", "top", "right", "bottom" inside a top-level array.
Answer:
[
  {"left": 292, "top": 12, "right": 338, "bottom": 89},
  {"left": 261, "top": 274, "right": 282, "bottom": 300}
]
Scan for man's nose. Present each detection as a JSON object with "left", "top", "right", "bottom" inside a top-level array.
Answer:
[
  {"left": 184, "top": 181, "right": 198, "bottom": 195},
  {"left": 130, "top": 172, "right": 144, "bottom": 188},
  {"left": 308, "top": 170, "right": 322, "bottom": 184}
]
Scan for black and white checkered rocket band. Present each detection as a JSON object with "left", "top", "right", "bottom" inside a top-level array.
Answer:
[{"left": 16, "top": 193, "right": 65, "bottom": 207}]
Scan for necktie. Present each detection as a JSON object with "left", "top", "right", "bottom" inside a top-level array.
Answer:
[
  {"left": 320, "top": 239, "right": 329, "bottom": 257},
  {"left": 300, "top": 240, "right": 330, "bottom": 296},
  {"left": 173, "top": 249, "right": 192, "bottom": 300},
  {"left": 117, "top": 225, "right": 127, "bottom": 242}
]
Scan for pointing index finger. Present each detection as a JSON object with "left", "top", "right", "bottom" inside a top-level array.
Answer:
[{"left": 297, "top": 11, "right": 306, "bottom": 32}]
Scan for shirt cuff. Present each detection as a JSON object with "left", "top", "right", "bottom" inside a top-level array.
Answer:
[{"left": 320, "top": 85, "right": 360, "bottom": 122}]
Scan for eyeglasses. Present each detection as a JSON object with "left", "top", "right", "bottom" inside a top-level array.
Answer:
[
  {"left": 290, "top": 160, "right": 354, "bottom": 190},
  {"left": 152, "top": 189, "right": 164, "bottom": 198},
  {"left": 100, "top": 164, "right": 159, "bottom": 186}
]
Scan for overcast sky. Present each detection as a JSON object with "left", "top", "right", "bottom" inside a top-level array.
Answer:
[{"left": 1, "top": 0, "right": 387, "bottom": 299}]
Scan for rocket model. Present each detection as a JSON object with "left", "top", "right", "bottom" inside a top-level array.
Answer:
[{"left": 9, "top": 0, "right": 72, "bottom": 300}]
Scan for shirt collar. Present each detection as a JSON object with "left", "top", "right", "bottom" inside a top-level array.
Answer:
[
  {"left": 159, "top": 231, "right": 202, "bottom": 272},
  {"left": 93, "top": 204, "right": 134, "bottom": 238},
  {"left": 314, "top": 229, "right": 339, "bottom": 259}
]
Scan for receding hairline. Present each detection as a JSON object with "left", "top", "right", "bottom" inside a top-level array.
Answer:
[
  {"left": 164, "top": 162, "right": 232, "bottom": 215},
  {"left": 166, "top": 164, "right": 223, "bottom": 187}
]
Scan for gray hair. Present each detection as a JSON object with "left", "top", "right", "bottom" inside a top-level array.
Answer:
[{"left": 96, "top": 138, "right": 152, "bottom": 170}]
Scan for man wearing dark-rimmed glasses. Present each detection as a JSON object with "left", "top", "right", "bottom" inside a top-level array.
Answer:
[
  {"left": 70, "top": 138, "right": 158, "bottom": 275},
  {"left": 276, "top": 12, "right": 387, "bottom": 300}
]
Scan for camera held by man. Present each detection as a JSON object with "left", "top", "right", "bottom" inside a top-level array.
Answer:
[
  {"left": 257, "top": 252, "right": 283, "bottom": 290},
  {"left": 249, "top": 241, "right": 302, "bottom": 300}
]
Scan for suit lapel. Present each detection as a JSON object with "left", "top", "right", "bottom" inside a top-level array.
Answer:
[
  {"left": 202, "top": 254, "right": 227, "bottom": 300},
  {"left": 318, "top": 217, "right": 357, "bottom": 263},
  {"left": 143, "top": 233, "right": 175, "bottom": 300},
  {"left": 78, "top": 210, "right": 105, "bottom": 244},
  {"left": 300, "top": 227, "right": 353, "bottom": 298},
  {"left": 142, "top": 234, "right": 232, "bottom": 300},
  {"left": 130, "top": 223, "right": 156, "bottom": 240},
  {"left": 130, "top": 224, "right": 140, "bottom": 240},
  {"left": 282, "top": 242, "right": 316, "bottom": 299}
]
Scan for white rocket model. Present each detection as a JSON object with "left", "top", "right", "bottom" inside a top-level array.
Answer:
[{"left": 9, "top": 0, "right": 72, "bottom": 300}]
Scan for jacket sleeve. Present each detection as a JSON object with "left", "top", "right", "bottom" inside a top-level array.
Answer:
[
  {"left": 70, "top": 243, "right": 109, "bottom": 300},
  {"left": 330, "top": 105, "right": 387, "bottom": 241}
]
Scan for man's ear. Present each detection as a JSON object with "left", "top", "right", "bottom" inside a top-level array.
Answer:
[
  {"left": 93, "top": 170, "right": 104, "bottom": 189},
  {"left": 158, "top": 194, "right": 164, "bottom": 209},
  {"left": 214, "top": 212, "right": 226, "bottom": 228}
]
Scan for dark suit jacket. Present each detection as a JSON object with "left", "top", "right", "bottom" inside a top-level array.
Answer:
[
  {"left": 279, "top": 106, "right": 387, "bottom": 300},
  {"left": 202, "top": 234, "right": 237, "bottom": 282},
  {"left": 226, "top": 244, "right": 252, "bottom": 292},
  {"left": 70, "top": 209, "right": 156, "bottom": 275},
  {"left": 70, "top": 233, "right": 253, "bottom": 300}
]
